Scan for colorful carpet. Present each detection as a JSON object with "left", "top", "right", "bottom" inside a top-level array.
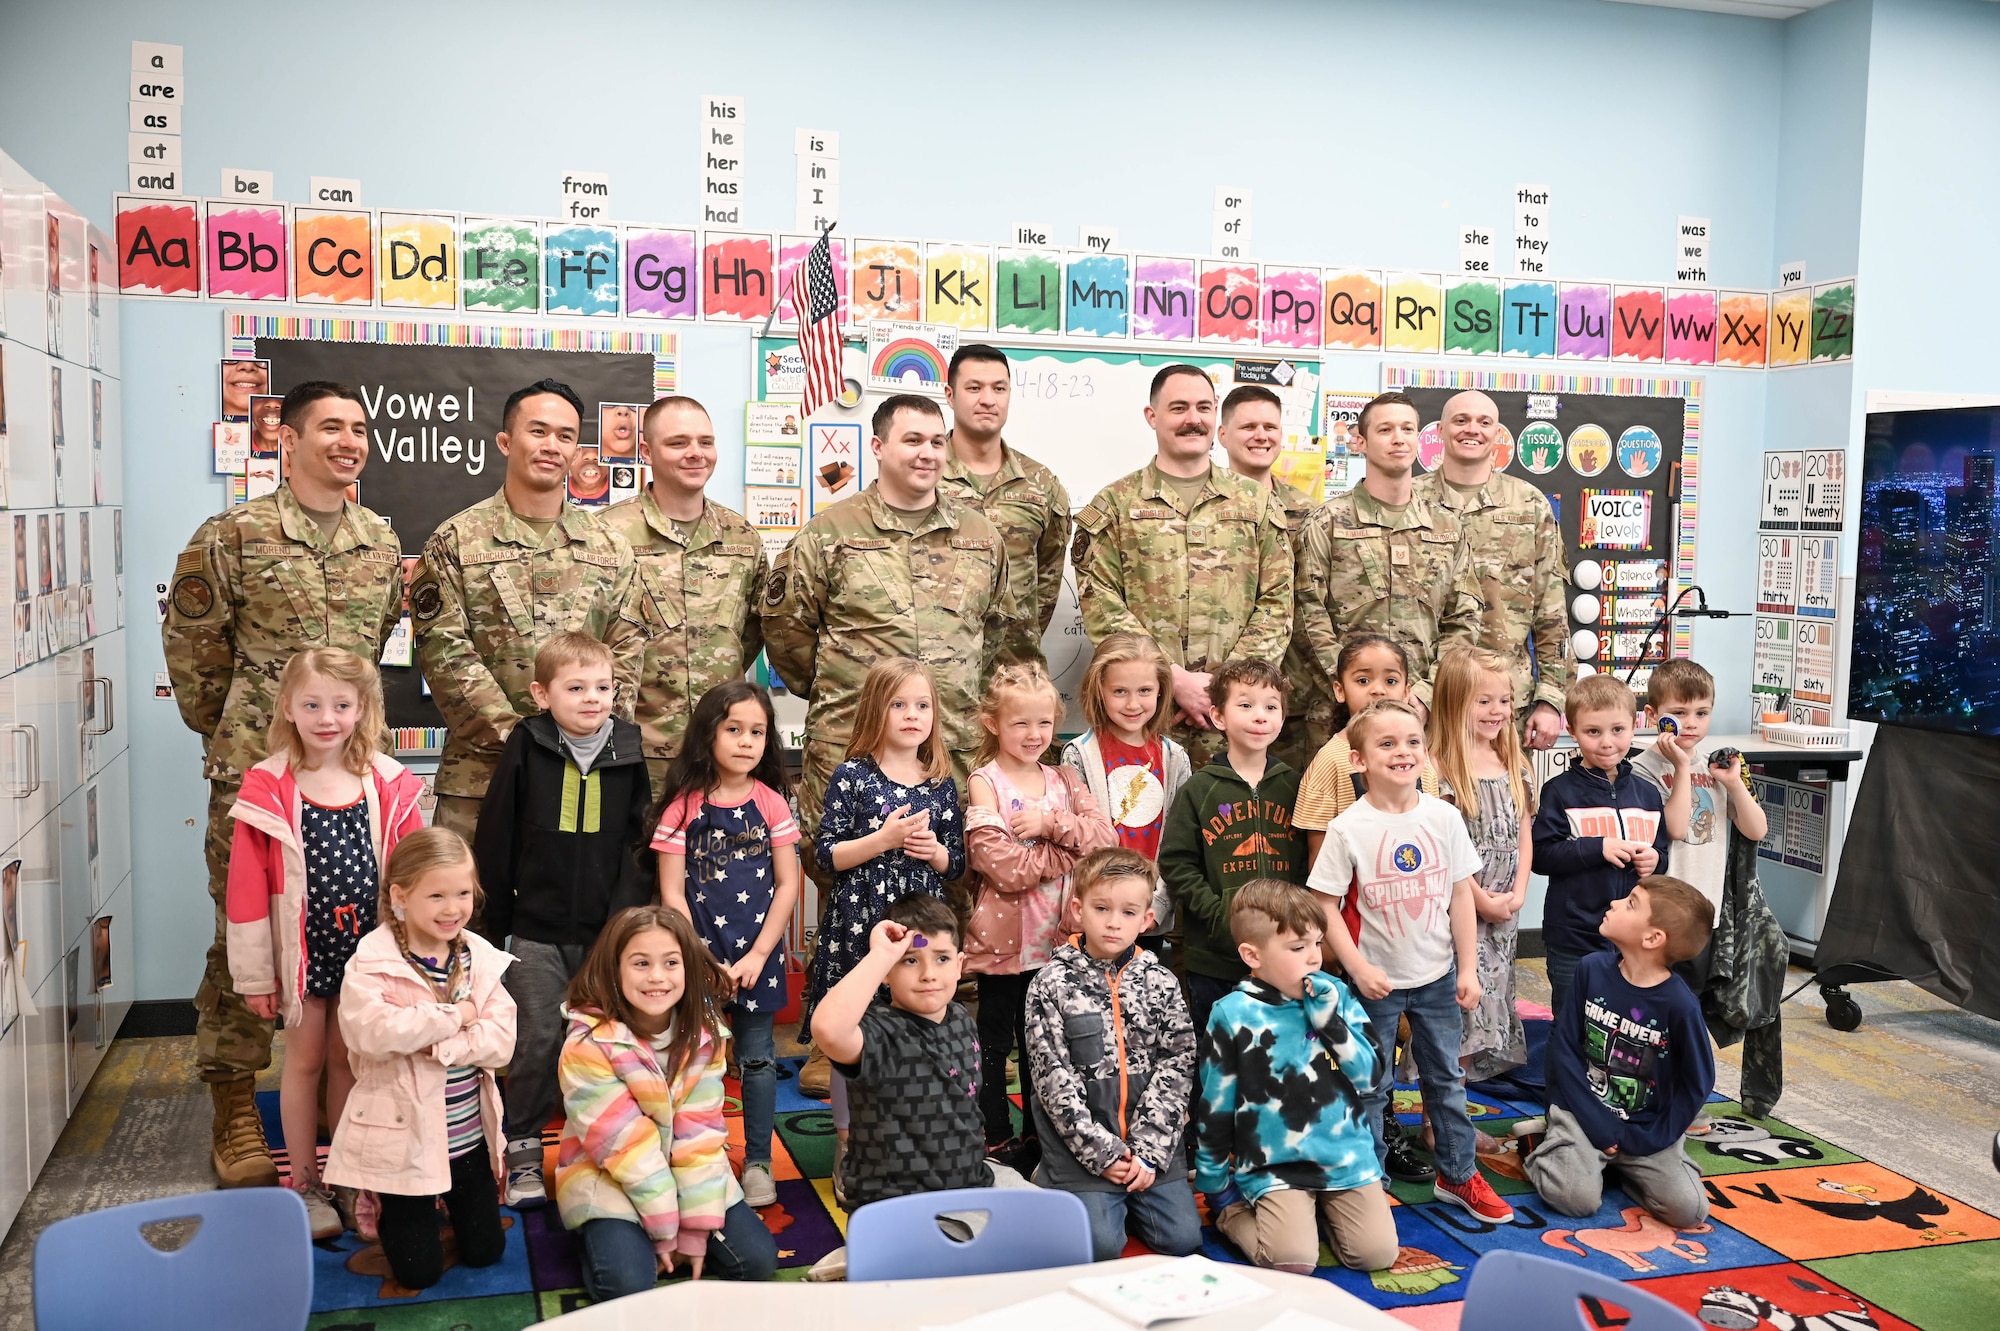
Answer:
[{"left": 271, "top": 1035, "right": 2000, "bottom": 1331}]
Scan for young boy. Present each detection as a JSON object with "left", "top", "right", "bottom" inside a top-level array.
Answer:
[
  {"left": 475, "top": 632, "right": 653, "bottom": 1206},
  {"left": 1531, "top": 673, "right": 1690, "bottom": 1033},
  {"left": 1195, "top": 879, "right": 1399, "bottom": 1275},
  {"left": 1520, "top": 875, "right": 1716, "bottom": 1227},
  {"left": 1630, "top": 659, "right": 1770, "bottom": 914},
  {"left": 1159, "top": 658, "right": 1306, "bottom": 1039},
  {"left": 1026, "top": 848, "right": 1202, "bottom": 1262},
  {"left": 1307, "top": 699, "right": 1512, "bottom": 1223}
]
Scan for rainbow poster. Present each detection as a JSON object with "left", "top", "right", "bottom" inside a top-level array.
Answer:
[{"left": 867, "top": 320, "right": 960, "bottom": 393}]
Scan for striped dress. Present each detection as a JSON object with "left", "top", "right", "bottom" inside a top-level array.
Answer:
[{"left": 413, "top": 953, "right": 484, "bottom": 1159}]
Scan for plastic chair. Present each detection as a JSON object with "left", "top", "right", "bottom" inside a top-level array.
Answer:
[
  {"left": 34, "top": 1187, "right": 314, "bottom": 1331},
  {"left": 1461, "top": 1250, "right": 1701, "bottom": 1331},
  {"left": 845, "top": 1185, "right": 1093, "bottom": 1281}
]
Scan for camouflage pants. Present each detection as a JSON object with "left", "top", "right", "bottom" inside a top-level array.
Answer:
[
  {"left": 195, "top": 776, "right": 273, "bottom": 1083},
  {"left": 645, "top": 757, "right": 670, "bottom": 802},
  {"left": 433, "top": 794, "right": 482, "bottom": 846}
]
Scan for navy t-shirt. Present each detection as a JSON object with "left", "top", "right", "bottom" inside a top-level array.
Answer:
[{"left": 1548, "top": 950, "right": 1715, "bottom": 1157}]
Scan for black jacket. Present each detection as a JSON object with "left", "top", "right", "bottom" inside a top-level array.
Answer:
[{"left": 474, "top": 712, "right": 653, "bottom": 945}]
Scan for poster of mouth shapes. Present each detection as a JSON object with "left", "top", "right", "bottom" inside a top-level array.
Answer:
[
  {"left": 249, "top": 394, "right": 283, "bottom": 461},
  {"left": 47, "top": 212, "right": 63, "bottom": 359},
  {"left": 50, "top": 365, "right": 64, "bottom": 505},
  {"left": 598, "top": 403, "right": 642, "bottom": 461},
  {"left": 220, "top": 358, "right": 270, "bottom": 421},
  {"left": 13, "top": 516, "right": 28, "bottom": 603},
  {"left": 92, "top": 915, "right": 111, "bottom": 994},
  {"left": 37, "top": 515, "right": 51, "bottom": 595},
  {"left": 567, "top": 447, "right": 610, "bottom": 507},
  {"left": 91, "top": 377, "right": 103, "bottom": 503}
]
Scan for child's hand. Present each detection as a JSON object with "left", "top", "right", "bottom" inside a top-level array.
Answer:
[
  {"left": 1456, "top": 971, "right": 1483, "bottom": 1010},
  {"left": 659, "top": 1249, "right": 705, "bottom": 1281},
  {"left": 1631, "top": 843, "right": 1659, "bottom": 876},
  {"left": 1009, "top": 804, "right": 1050, "bottom": 840},
  {"left": 455, "top": 1000, "right": 479, "bottom": 1027},
  {"left": 246, "top": 993, "right": 278, "bottom": 1020},
  {"left": 1655, "top": 730, "right": 1692, "bottom": 770},
  {"left": 867, "top": 918, "right": 917, "bottom": 961},
  {"left": 902, "top": 822, "right": 943, "bottom": 862},
  {"left": 1103, "top": 1155, "right": 1138, "bottom": 1186},
  {"left": 875, "top": 804, "right": 919, "bottom": 850},
  {"left": 1349, "top": 959, "right": 1394, "bottom": 1001},
  {"left": 726, "top": 951, "right": 766, "bottom": 993},
  {"left": 1709, "top": 751, "right": 1743, "bottom": 784},
  {"left": 1600, "top": 838, "right": 1636, "bottom": 867},
  {"left": 1474, "top": 888, "right": 1514, "bottom": 924},
  {"left": 1124, "top": 1159, "right": 1157, "bottom": 1193}
]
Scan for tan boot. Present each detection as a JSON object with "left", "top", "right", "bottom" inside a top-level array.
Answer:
[
  {"left": 798, "top": 1046, "right": 831, "bottom": 1099},
  {"left": 210, "top": 1078, "right": 279, "bottom": 1188}
]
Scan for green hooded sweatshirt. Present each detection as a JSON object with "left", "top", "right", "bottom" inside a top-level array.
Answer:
[{"left": 1159, "top": 757, "right": 1308, "bottom": 981}]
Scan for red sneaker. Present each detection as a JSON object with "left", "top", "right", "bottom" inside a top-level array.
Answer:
[{"left": 1434, "top": 1170, "right": 1515, "bottom": 1223}]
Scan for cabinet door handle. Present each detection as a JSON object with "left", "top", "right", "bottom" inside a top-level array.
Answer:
[
  {"left": 3, "top": 725, "right": 29, "bottom": 799},
  {"left": 23, "top": 723, "right": 40, "bottom": 797},
  {"left": 84, "top": 677, "right": 113, "bottom": 737}
]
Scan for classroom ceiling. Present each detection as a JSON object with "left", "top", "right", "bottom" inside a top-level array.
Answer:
[{"left": 1601, "top": 0, "right": 1834, "bottom": 17}]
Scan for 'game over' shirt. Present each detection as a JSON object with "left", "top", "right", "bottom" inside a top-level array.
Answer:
[{"left": 1548, "top": 950, "right": 1714, "bottom": 1157}]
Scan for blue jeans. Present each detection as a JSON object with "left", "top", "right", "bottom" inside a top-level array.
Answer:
[
  {"left": 1073, "top": 1174, "right": 1205, "bottom": 1262},
  {"left": 1356, "top": 966, "right": 1477, "bottom": 1185},
  {"left": 1542, "top": 946, "right": 1587, "bottom": 1095},
  {"left": 732, "top": 1004, "right": 777, "bottom": 1166},
  {"left": 574, "top": 1201, "right": 778, "bottom": 1302}
]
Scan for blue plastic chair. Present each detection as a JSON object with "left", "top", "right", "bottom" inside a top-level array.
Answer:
[
  {"left": 846, "top": 1185, "right": 1094, "bottom": 1281},
  {"left": 34, "top": 1187, "right": 314, "bottom": 1331},
  {"left": 1461, "top": 1251, "right": 1701, "bottom": 1331}
]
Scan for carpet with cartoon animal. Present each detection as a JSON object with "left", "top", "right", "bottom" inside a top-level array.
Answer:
[{"left": 268, "top": 1018, "right": 2000, "bottom": 1331}]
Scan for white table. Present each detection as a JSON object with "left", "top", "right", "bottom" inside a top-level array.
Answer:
[{"left": 539, "top": 1254, "right": 1411, "bottom": 1330}]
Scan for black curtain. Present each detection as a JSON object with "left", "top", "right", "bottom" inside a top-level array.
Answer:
[{"left": 1818, "top": 724, "right": 2000, "bottom": 1019}]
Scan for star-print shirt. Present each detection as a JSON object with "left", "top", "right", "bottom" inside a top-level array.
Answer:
[
  {"left": 807, "top": 758, "right": 964, "bottom": 1012},
  {"left": 831, "top": 998, "right": 988, "bottom": 1208},
  {"left": 1548, "top": 950, "right": 1715, "bottom": 1157},
  {"left": 301, "top": 795, "right": 380, "bottom": 998},
  {"left": 651, "top": 781, "right": 799, "bottom": 1012}
]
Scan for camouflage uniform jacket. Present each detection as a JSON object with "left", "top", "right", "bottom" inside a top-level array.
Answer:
[
  {"left": 761, "top": 483, "right": 1013, "bottom": 774},
  {"left": 1074, "top": 462, "right": 1293, "bottom": 671},
  {"left": 1023, "top": 940, "right": 1196, "bottom": 1186},
  {"left": 600, "top": 489, "right": 767, "bottom": 761},
  {"left": 1414, "top": 469, "right": 1571, "bottom": 717},
  {"left": 163, "top": 485, "right": 403, "bottom": 780},
  {"left": 939, "top": 434, "right": 1071, "bottom": 668},
  {"left": 411, "top": 490, "right": 640, "bottom": 800},
  {"left": 1267, "top": 478, "right": 1320, "bottom": 716},
  {"left": 1291, "top": 484, "right": 1481, "bottom": 719}
]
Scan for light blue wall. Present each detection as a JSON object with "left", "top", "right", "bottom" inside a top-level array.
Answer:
[{"left": 0, "top": 0, "right": 1838, "bottom": 993}]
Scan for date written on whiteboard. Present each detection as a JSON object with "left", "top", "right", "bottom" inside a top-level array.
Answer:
[{"left": 1014, "top": 370, "right": 1095, "bottom": 400}]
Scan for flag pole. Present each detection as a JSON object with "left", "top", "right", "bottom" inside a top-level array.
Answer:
[{"left": 758, "top": 220, "right": 838, "bottom": 340}]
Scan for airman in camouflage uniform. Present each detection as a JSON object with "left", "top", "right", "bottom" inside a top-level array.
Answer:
[
  {"left": 938, "top": 345, "right": 1072, "bottom": 670},
  {"left": 1074, "top": 369, "right": 1292, "bottom": 765},
  {"left": 1414, "top": 389, "right": 1571, "bottom": 745},
  {"left": 600, "top": 396, "right": 768, "bottom": 792},
  {"left": 162, "top": 383, "right": 403, "bottom": 1188},
  {"left": 1287, "top": 391, "right": 1483, "bottom": 758}
]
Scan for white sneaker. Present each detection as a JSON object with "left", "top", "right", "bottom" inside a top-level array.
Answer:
[
  {"left": 742, "top": 1162, "right": 778, "bottom": 1208},
  {"left": 298, "top": 1182, "right": 343, "bottom": 1241},
  {"left": 505, "top": 1138, "right": 547, "bottom": 1208}
]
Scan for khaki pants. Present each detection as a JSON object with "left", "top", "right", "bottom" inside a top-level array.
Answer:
[
  {"left": 1217, "top": 1184, "right": 1399, "bottom": 1275},
  {"left": 195, "top": 777, "right": 272, "bottom": 1083}
]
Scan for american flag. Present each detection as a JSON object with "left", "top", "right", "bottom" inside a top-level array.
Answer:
[{"left": 789, "top": 227, "right": 843, "bottom": 419}]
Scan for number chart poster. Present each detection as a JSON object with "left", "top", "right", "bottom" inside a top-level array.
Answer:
[{"left": 1386, "top": 367, "right": 1696, "bottom": 672}]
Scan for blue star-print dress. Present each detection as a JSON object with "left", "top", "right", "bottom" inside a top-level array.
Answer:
[
  {"left": 651, "top": 781, "right": 801, "bottom": 1014},
  {"left": 300, "top": 795, "right": 379, "bottom": 998},
  {"left": 806, "top": 757, "right": 964, "bottom": 1018}
]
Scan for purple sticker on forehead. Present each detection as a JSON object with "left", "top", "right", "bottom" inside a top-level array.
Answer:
[{"left": 911, "top": 934, "right": 929, "bottom": 948}]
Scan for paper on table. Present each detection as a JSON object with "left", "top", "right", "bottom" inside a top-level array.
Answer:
[
  {"left": 920, "top": 1290, "right": 1136, "bottom": 1331},
  {"left": 1255, "top": 1311, "right": 1375, "bottom": 1331},
  {"left": 1070, "top": 1255, "right": 1272, "bottom": 1325}
]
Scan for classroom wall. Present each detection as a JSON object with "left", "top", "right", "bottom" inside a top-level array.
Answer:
[{"left": 0, "top": 0, "right": 1876, "bottom": 995}]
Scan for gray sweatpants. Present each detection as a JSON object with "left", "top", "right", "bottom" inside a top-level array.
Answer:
[
  {"left": 503, "top": 938, "right": 591, "bottom": 1141},
  {"left": 1525, "top": 1104, "right": 1708, "bottom": 1228}
]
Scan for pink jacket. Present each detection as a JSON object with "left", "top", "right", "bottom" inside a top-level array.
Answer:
[
  {"left": 963, "top": 765, "right": 1115, "bottom": 974},
  {"left": 225, "top": 752, "right": 427, "bottom": 1026},
  {"left": 325, "top": 924, "right": 517, "bottom": 1196}
]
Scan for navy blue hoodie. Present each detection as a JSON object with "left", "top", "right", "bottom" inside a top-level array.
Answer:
[{"left": 1531, "top": 759, "right": 1671, "bottom": 957}]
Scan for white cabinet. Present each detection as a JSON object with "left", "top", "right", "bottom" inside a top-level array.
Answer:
[
  {"left": 82, "top": 626, "right": 126, "bottom": 775},
  {"left": 0, "top": 345, "right": 57, "bottom": 512},
  {"left": 22, "top": 964, "right": 64, "bottom": 1177},
  {"left": 0, "top": 1017, "right": 26, "bottom": 1240},
  {"left": 95, "top": 875, "right": 132, "bottom": 1057},
  {"left": 87, "top": 754, "right": 129, "bottom": 917},
  {"left": 11, "top": 808, "right": 60, "bottom": 995}
]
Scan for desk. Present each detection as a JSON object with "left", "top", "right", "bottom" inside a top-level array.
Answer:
[{"left": 539, "top": 1255, "right": 1410, "bottom": 1330}]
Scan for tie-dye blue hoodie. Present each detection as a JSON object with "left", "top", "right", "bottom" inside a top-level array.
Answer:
[{"left": 1194, "top": 972, "right": 1385, "bottom": 1203}]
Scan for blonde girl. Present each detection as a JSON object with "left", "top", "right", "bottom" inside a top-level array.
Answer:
[
  {"left": 1061, "top": 632, "right": 1192, "bottom": 948},
  {"left": 965, "top": 662, "right": 1115, "bottom": 1165},
  {"left": 226, "top": 647, "right": 424, "bottom": 1240},
  {"left": 805, "top": 657, "right": 963, "bottom": 1202},
  {"left": 327, "top": 828, "right": 516, "bottom": 1292},
  {"left": 1429, "top": 647, "right": 1535, "bottom": 1113}
]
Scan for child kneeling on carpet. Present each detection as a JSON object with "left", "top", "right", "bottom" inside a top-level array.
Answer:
[
  {"left": 1194, "top": 880, "right": 1399, "bottom": 1275},
  {"left": 1519, "top": 874, "right": 1716, "bottom": 1228},
  {"left": 555, "top": 904, "right": 778, "bottom": 1301},
  {"left": 327, "top": 828, "right": 517, "bottom": 1292},
  {"left": 1025, "top": 847, "right": 1201, "bottom": 1262}
]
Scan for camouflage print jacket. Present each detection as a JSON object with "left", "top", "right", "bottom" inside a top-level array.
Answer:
[
  {"left": 939, "top": 435, "right": 1071, "bottom": 670},
  {"left": 1414, "top": 469, "right": 1572, "bottom": 717},
  {"left": 1024, "top": 940, "right": 1196, "bottom": 1187},
  {"left": 1074, "top": 462, "right": 1293, "bottom": 671},
  {"left": 162, "top": 485, "right": 404, "bottom": 781},
  {"left": 760, "top": 483, "right": 1014, "bottom": 777},
  {"left": 600, "top": 489, "right": 767, "bottom": 762},
  {"left": 1290, "top": 484, "right": 1481, "bottom": 719},
  {"left": 410, "top": 490, "right": 640, "bottom": 799},
  {"left": 1268, "top": 478, "right": 1320, "bottom": 715}
]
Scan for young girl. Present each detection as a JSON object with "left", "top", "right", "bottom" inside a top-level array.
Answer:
[
  {"left": 650, "top": 681, "right": 802, "bottom": 1210},
  {"left": 1429, "top": 647, "right": 1534, "bottom": 1110},
  {"left": 965, "top": 662, "right": 1115, "bottom": 1169},
  {"left": 327, "top": 828, "right": 516, "bottom": 1292},
  {"left": 227, "top": 647, "right": 426, "bottom": 1240},
  {"left": 1293, "top": 634, "right": 1443, "bottom": 862},
  {"left": 807, "top": 656, "right": 964, "bottom": 1200},
  {"left": 556, "top": 905, "right": 779, "bottom": 1299},
  {"left": 1061, "top": 632, "right": 1192, "bottom": 950}
]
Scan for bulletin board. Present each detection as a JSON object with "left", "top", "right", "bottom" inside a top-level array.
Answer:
[{"left": 1384, "top": 366, "right": 1701, "bottom": 681}]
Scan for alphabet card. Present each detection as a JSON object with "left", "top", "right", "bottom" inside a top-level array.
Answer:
[
  {"left": 1717, "top": 290, "right": 1769, "bottom": 367},
  {"left": 1444, "top": 276, "right": 1500, "bottom": 356},
  {"left": 377, "top": 212, "right": 456, "bottom": 308},
  {"left": 996, "top": 248, "right": 1064, "bottom": 336},
  {"left": 700, "top": 231, "right": 774, "bottom": 322},
  {"left": 1321, "top": 269, "right": 1383, "bottom": 351},
  {"left": 203, "top": 202, "right": 286, "bottom": 300},
  {"left": 292, "top": 208, "right": 373, "bottom": 305},
  {"left": 1261, "top": 266, "right": 1322, "bottom": 349},
  {"left": 1500, "top": 280, "right": 1556, "bottom": 358},
  {"left": 460, "top": 217, "right": 539, "bottom": 314},
  {"left": 1064, "top": 253, "right": 1130, "bottom": 339},
  {"left": 849, "top": 239, "right": 921, "bottom": 322},
  {"left": 777, "top": 234, "right": 849, "bottom": 327},
  {"left": 544, "top": 224, "right": 618, "bottom": 317},
  {"left": 1558, "top": 283, "right": 1611, "bottom": 360},
  {"left": 923, "top": 244, "right": 991, "bottom": 332},
  {"left": 1198, "top": 262, "right": 1259, "bottom": 344},
  {"left": 807, "top": 421, "right": 864, "bottom": 515},
  {"left": 114, "top": 196, "right": 199, "bottom": 296},
  {"left": 623, "top": 227, "right": 697, "bottom": 320},
  {"left": 1131, "top": 256, "right": 1196, "bottom": 342},
  {"left": 1382, "top": 271, "right": 1442, "bottom": 353}
]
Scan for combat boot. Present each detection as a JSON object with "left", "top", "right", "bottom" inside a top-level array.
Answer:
[
  {"left": 798, "top": 1046, "right": 831, "bottom": 1099},
  {"left": 210, "top": 1078, "right": 279, "bottom": 1188}
]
